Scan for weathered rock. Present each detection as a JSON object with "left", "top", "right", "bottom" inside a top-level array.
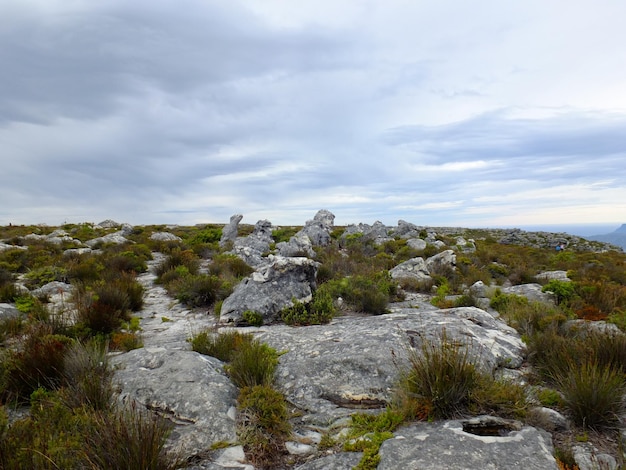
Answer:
[
  {"left": 298, "top": 210, "right": 335, "bottom": 247},
  {"left": 63, "top": 247, "right": 92, "bottom": 256},
  {"left": 377, "top": 417, "right": 557, "bottom": 470},
  {"left": 389, "top": 257, "right": 431, "bottom": 282},
  {"left": 574, "top": 444, "right": 619, "bottom": 470},
  {"left": 112, "top": 348, "right": 238, "bottom": 457},
  {"left": 0, "top": 303, "right": 20, "bottom": 320},
  {"left": 231, "top": 219, "right": 273, "bottom": 267},
  {"left": 0, "top": 242, "right": 27, "bottom": 253},
  {"left": 252, "top": 307, "right": 525, "bottom": 425},
  {"left": 502, "top": 283, "right": 554, "bottom": 304},
  {"left": 528, "top": 406, "right": 569, "bottom": 432},
  {"left": 455, "top": 236, "right": 476, "bottom": 253},
  {"left": 392, "top": 220, "right": 421, "bottom": 239},
  {"left": 96, "top": 219, "right": 121, "bottom": 228},
  {"left": 31, "top": 281, "right": 73, "bottom": 297},
  {"left": 85, "top": 231, "right": 130, "bottom": 247},
  {"left": 407, "top": 238, "right": 427, "bottom": 251},
  {"left": 219, "top": 214, "right": 243, "bottom": 248},
  {"left": 219, "top": 255, "right": 320, "bottom": 324},
  {"left": 535, "top": 270, "right": 571, "bottom": 282},
  {"left": 276, "top": 232, "right": 316, "bottom": 258},
  {"left": 425, "top": 249, "right": 456, "bottom": 274},
  {"left": 294, "top": 452, "right": 363, "bottom": 469},
  {"left": 150, "top": 232, "right": 182, "bottom": 242}
]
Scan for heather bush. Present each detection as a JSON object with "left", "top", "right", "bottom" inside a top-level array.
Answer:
[
  {"left": 170, "top": 273, "right": 232, "bottom": 307},
  {"left": 0, "top": 324, "right": 73, "bottom": 403},
  {"left": 237, "top": 385, "right": 291, "bottom": 468},
  {"left": 208, "top": 253, "right": 253, "bottom": 280},
  {"left": 74, "top": 282, "right": 132, "bottom": 334},
  {"left": 541, "top": 279, "right": 577, "bottom": 305},
  {"left": 242, "top": 310, "right": 263, "bottom": 326},
  {"left": 154, "top": 249, "right": 199, "bottom": 280}
]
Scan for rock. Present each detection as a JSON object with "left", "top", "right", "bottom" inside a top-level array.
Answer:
[
  {"left": 298, "top": 210, "right": 335, "bottom": 247},
  {"left": 219, "top": 255, "right": 320, "bottom": 324},
  {"left": 425, "top": 249, "right": 456, "bottom": 274},
  {"left": 377, "top": 418, "right": 558, "bottom": 470},
  {"left": 535, "top": 270, "right": 571, "bottom": 282},
  {"left": 219, "top": 214, "right": 243, "bottom": 248},
  {"left": 63, "top": 247, "right": 93, "bottom": 256},
  {"left": 231, "top": 219, "right": 273, "bottom": 267},
  {"left": 0, "top": 242, "right": 26, "bottom": 253},
  {"left": 253, "top": 307, "right": 525, "bottom": 425},
  {"left": 112, "top": 348, "right": 238, "bottom": 457},
  {"left": 96, "top": 219, "right": 121, "bottom": 228},
  {"left": 407, "top": 238, "right": 427, "bottom": 251},
  {"left": 150, "top": 232, "right": 182, "bottom": 242},
  {"left": 528, "top": 406, "right": 569, "bottom": 432},
  {"left": 294, "top": 452, "right": 363, "bottom": 469},
  {"left": 455, "top": 236, "right": 476, "bottom": 253},
  {"left": 276, "top": 232, "right": 316, "bottom": 258},
  {"left": 573, "top": 444, "right": 619, "bottom": 470},
  {"left": 502, "top": 283, "right": 554, "bottom": 304},
  {"left": 392, "top": 220, "right": 421, "bottom": 239},
  {"left": 389, "top": 257, "right": 431, "bottom": 282},
  {"left": 0, "top": 303, "right": 21, "bottom": 320},
  {"left": 30, "top": 281, "right": 73, "bottom": 297},
  {"left": 85, "top": 231, "right": 130, "bottom": 247},
  {"left": 469, "top": 281, "right": 489, "bottom": 298}
]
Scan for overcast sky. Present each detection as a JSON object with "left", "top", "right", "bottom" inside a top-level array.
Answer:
[{"left": 1, "top": 0, "right": 625, "bottom": 229}]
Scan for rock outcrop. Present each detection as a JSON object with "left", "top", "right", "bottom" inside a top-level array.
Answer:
[
  {"left": 219, "top": 255, "right": 320, "bottom": 324},
  {"left": 231, "top": 219, "right": 273, "bottom": 268},
  {"left": 220, "top": 214, "right": 243, "bottom": 248}
]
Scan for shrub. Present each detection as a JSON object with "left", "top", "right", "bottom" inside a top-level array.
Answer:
[
  {"left": 154, "top": 249, "right": 199, "bottom": 280},
  {"left": 109, "top": 331, "right": 143, "bottom": 352},
  {"left": 242, "top": 310, "right": 263, "bottom": 326},
  {"left": 237, "top": 385, "right": 291, "bottom": 468},
  {"left": 75, "top": 283, "right": 132, "bottom": 334},
  {"left": 395, "top": 330, "right": 480, "bottom": 418},
  {"left": 541, "top": 280, "right": 576, "bottom": 305},
  {"left": 0, "top": 325, "right": 72, "bottom": 403},
  {"left": 208, "top": 254, "right": 253, "bottom": 280},
  {"left": 61, "top": 340, "right": 114, "bottom": 411},
  {"left": 171, "top": 274, "right": 232, "bottom": 308},
  {"left": 189, "top": 330, "right": 254, "bottom": 362},
  {"left": 225, "top": 339, "right": 279, "bottom": 388},
  {"left": 555, "top": 360, "right": 626, "bottom": 429},
  {"left": 85, "top": 401, "right": 181, "bottom": 470}
]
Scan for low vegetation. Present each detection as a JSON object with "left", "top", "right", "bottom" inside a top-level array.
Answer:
[{"left": 1, "top": 221, "right": 625, "bottom": 468}]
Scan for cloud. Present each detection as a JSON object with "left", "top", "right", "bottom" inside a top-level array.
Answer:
[{"left": 1, "top": 1, "right": 625, "bottom": 227}]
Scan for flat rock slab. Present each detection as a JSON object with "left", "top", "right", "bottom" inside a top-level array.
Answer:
[
  {"left": 378, "top": 419, "right": 557, "bottom": 470},
  {"left": 112, "top": 348, "right": 238, "bottom": 457},
  {"left": 249, "top": 306, "right": 525, "bottom": 425}
]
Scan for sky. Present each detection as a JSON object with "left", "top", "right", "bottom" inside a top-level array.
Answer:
[{"left": 1, "top": 0, "right": 625, "bottom": 230}]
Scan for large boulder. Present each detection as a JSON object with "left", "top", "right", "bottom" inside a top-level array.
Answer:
[
  {"left": 231, "top": 219, "right": 273, "bottom": 267},
  {"left": 425, "top": 249, "right": 456, "bottom": 274},
  {"left": 298, "top": 210, "right": 335, "bottom": 247},
  {"left": 276, "top": 232, "right": 316, "bottom": 258},
  {"left": 392, "top": 220, "right": 421, "bottom": 239},
  {"left": 112, "top": 348, "right": 238, "bottom": 457},
  {"left": 219, "top": 255, "right": 320, "bottom": 324},
  {"left": 219, "top": 214, "right": 243, "bottom": 248},
  {"left": 389, "top": 257, "right": 431, "bottom": 282},
  {"left": 502, "top": 283, "right": 554, "bottom": 304},
  {"left": 377, "top": 417, "right": 557, "bottom": 469},
  {"left": 150, "top": 232, "right": 182, "bottom": 242}
]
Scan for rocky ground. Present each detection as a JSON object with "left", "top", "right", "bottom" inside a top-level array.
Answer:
[{"left": 109, "top": 253, "right": 615, "bottom": 470}]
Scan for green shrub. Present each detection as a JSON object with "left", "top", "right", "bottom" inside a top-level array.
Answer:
[
  {"left": 396, "top": 330, "right": 480, "bottom": 418},
  {"left": 171, "top": 274, "right": 232, "bottom": 307},
  {"left": 209, "top": 254, "right": 254, "bottom": 280},
  {"left": 556, "top": 360, "right": 626, "bottom": 429},
  {"left": 24, "top": 265, "right": 67, "bottom": 288},
  {"left": 154, "top": 249, "right": 199, "bottom": 280},
  {"left": 541, "top": 279, "right": 576, "bottom": 305},
  {"left": 237, "top": 385, "right": 291, "bottom": 468},
  {"left": 225, "top": 339, "right": 279, "bottom": 388},
  {"left": 190, "top": 330, "right": 254, "bottom": 362},
  {"left": 242, "top": 310, "right": 263, "bottom": 326},
  {"left": 537, "top": 387, "right": 563, "bottom": 408},
  {"left": 110, "top": 331, "right": 143, "bottom": 352}
]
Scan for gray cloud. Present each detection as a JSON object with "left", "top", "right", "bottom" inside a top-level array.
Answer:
[{"left": 1, "top": 0, "right": 625, "bottom": 227}]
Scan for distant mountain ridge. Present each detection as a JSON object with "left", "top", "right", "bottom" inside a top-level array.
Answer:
[{"left": 587, "top": 224, "right": 626, "bottom": 249}]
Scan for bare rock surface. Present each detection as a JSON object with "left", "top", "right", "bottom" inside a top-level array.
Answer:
[{"left": 377, "top": 418, "right": 558, "bottom": 469}]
